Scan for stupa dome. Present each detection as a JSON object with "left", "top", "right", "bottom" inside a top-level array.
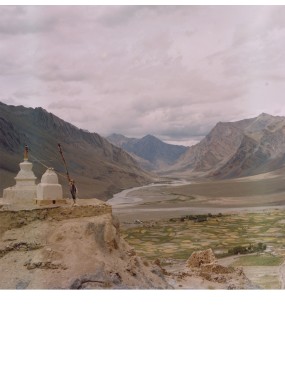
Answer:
[
  {"left": 41, "top": 168, "right": 59, "bottom": 184},
  {"left": 36, "top": 168, "right": 64, "bottom": 204}
]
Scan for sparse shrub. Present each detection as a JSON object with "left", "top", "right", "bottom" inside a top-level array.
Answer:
[
  {"left": 256, "top": 242, "right": 267, "bottom": 252},
  {"left": 181, "top": 214, "right": 209, "bottom": 222},
  {"left": 228, "top": 242, "right": 267, "bottom": 256},
  {"left": 196, "top": 215, "right": 208, "bottom": 223},
  {"left": 228, "top": 245, "right": 247, "bottom": 255}
]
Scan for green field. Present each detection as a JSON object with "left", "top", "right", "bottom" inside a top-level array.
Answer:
[{"left": 233, "top": 255, "right": 284, "bottom": 267}]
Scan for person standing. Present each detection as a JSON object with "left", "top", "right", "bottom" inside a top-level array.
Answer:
[{"left": 69, "top": 179, "right": 77, "bottom": 205}]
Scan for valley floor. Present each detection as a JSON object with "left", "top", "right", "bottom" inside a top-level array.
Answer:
[
  {"left": 109, "top": 172, "right": 285, "bottom": 289},
  {"left": 109, "top": 170, "right": 285, "bottom": 221}
]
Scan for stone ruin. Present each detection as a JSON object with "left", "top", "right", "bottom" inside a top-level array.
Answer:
[
  {"left": 186, "top": 248, "right": 216, "bottom": 268},
  {"left": 186, "top": 248, "right": 250, "bottom": 287}
]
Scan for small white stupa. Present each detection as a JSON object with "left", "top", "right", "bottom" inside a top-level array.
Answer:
[
  {"left": 36, "top": 167, "right": 66, "bottom": 206},
  {"left": 3, "top": 145, "right": 37, "bottom": 205}
]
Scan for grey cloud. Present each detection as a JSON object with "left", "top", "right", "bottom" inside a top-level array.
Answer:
[
  {"left": 70, "top": 113, "right": 98, "bottom": 124},
  {"left": 267, "top": 74, "right": 285, "bottom": 82},
  {"left": 0, "top": 61, "right": 15, "bottom": 76},
  {"left": 1, "top": 97, "right": 17, "bottom": 105},
  {"left": 160, "top": 125, "right": 210, "bottom": 139},
  {"left": 48, "top": 100, "right": 82, "bottom": 110},
  {"left": 132, "top": 94, "right": 188, "bottom": 115},
  {"left": 268, "top": 6, "right": 285, "bottom": 31},
  {"left": 13, "top": 90, "right": 40, "bottom": 99},
  {"left": 95, "top": 5, "right": 184, "bottom": 28},
  {"left": 95, "top": 5, "right": 146, "bottom": 27},
  {"left": 0, "top": 6, "right": 56, "bottom": 35},
  {"left": 37, "top": 65, "right": 88, "bottom": 83}
]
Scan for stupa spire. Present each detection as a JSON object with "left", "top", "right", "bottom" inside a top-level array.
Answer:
[{"left": 24, "top": 144, "right": 29, "bottom": 161}]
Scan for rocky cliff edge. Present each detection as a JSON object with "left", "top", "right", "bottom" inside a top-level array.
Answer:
[{"left": 0, "top": 199, "right": 170, "bottom": 289}]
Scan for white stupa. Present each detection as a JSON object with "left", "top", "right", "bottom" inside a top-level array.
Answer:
[
  {"left": 3, "top": 145, "right": 37, "bottom": 205},
  {"left": 36, "top": 167, "right": 66, "bottom": 206}
]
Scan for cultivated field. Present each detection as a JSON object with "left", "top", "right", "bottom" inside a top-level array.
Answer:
[
  {"left": 110, "top": 171, "right": 285, "bottom": 289},
  {"left": 121, "top": 212, "right": 285, "bottom": 289}
]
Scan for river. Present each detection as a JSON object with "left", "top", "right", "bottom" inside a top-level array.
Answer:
[
  {"left": 107, "top": 179, "right": 285, "bottom": 222},
  {"left": 107, "top": 180, "right": 191, "bottom": 207}
]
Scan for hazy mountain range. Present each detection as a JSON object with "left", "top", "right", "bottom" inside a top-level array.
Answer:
[
  {"left": 0, "top": 102, "right": 154, "bottom": 200},
  {"left": 1, "top": 101, "right": 285, "bottom": 201},
  {"left": 108, "top": 114, "right": 285, "bottom": 179},
  {"left": 161, "top": 113, "right": 285, "bottom": 178},
  {"left": 107, "top": 133, "right": 187, "bottom": 171}
]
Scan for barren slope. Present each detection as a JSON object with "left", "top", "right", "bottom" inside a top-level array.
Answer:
[
  {"left": 0, "top": 102, "right": 154, "bottom": 200},
  {"left": 162, "top": 113, "right": 285, "bottom": 179},
  {"left": 0, "top": 200, "right": 170, "bottom": 289}
]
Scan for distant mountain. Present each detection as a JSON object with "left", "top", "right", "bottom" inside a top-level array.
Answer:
[
  {"left": 163, "top": 113, "right": 285, "bottom": 178},
  {"left": 106, "top": 133, "right": 138, "bottom": 148},
  {"left": 0, "top": 102, "right": 154, "bottom": 200},
  {"left": 107, "top": 133, "right": 187, "bottom": 170}
]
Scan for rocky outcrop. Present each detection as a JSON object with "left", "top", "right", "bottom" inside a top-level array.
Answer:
[{"left": 0, "top": 201, "right": 170, "bottom": 289}]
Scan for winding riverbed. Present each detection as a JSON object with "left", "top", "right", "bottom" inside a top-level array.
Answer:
[
  {"left": 107, "top": 180, "right": 191, "bottom": 207},
  {"left": 107, "top": 178, "right": 285, "bottom": 223}
]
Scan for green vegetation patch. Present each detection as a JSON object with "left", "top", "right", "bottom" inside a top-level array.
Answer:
[
  {"left": 233, "top": 255, "right": 284, "bottom": 267},
  {"left": 228, "top": 242, "right": 266, "bottom": 256}
]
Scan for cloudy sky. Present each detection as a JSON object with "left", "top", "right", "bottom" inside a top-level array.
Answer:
[{"left": 1, "top": 5, "right": 285, "bottom": 145}]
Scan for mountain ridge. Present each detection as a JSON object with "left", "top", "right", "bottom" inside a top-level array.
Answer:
[
  {"left": 0, "top": 102, "right": 154, "bottom": 200},
  {"left": 162, "top": 113, "right": 285, "bottom": 178},
  {"left": 107, "top": 133, "right": 187, "bottom": 171}
]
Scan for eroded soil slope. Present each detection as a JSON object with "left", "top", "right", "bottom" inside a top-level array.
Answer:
[{"left": 0, "top": 200, "right": 169, "bottom": 289}]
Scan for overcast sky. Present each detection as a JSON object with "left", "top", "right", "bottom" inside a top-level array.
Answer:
[{"left": 1, "top": 5, "right": 285, "bottom": 145}]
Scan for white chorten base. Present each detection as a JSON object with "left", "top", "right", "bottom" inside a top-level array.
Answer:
[
  {"left": 37, "top": 183, "right": 63, "bottom": 200},
  {"left": 36, "top": 183, "right": 66, "bottom": 206},
  {"left": 3, "top": 185, "right": 37, "bottom": 205},
  {"left": 35, "top": 168, "right": 66, "bottom": 206}
]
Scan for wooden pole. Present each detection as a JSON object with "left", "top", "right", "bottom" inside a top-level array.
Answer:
[{"left": 57, "top": 143, "right": 71, "bottom": 183}]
